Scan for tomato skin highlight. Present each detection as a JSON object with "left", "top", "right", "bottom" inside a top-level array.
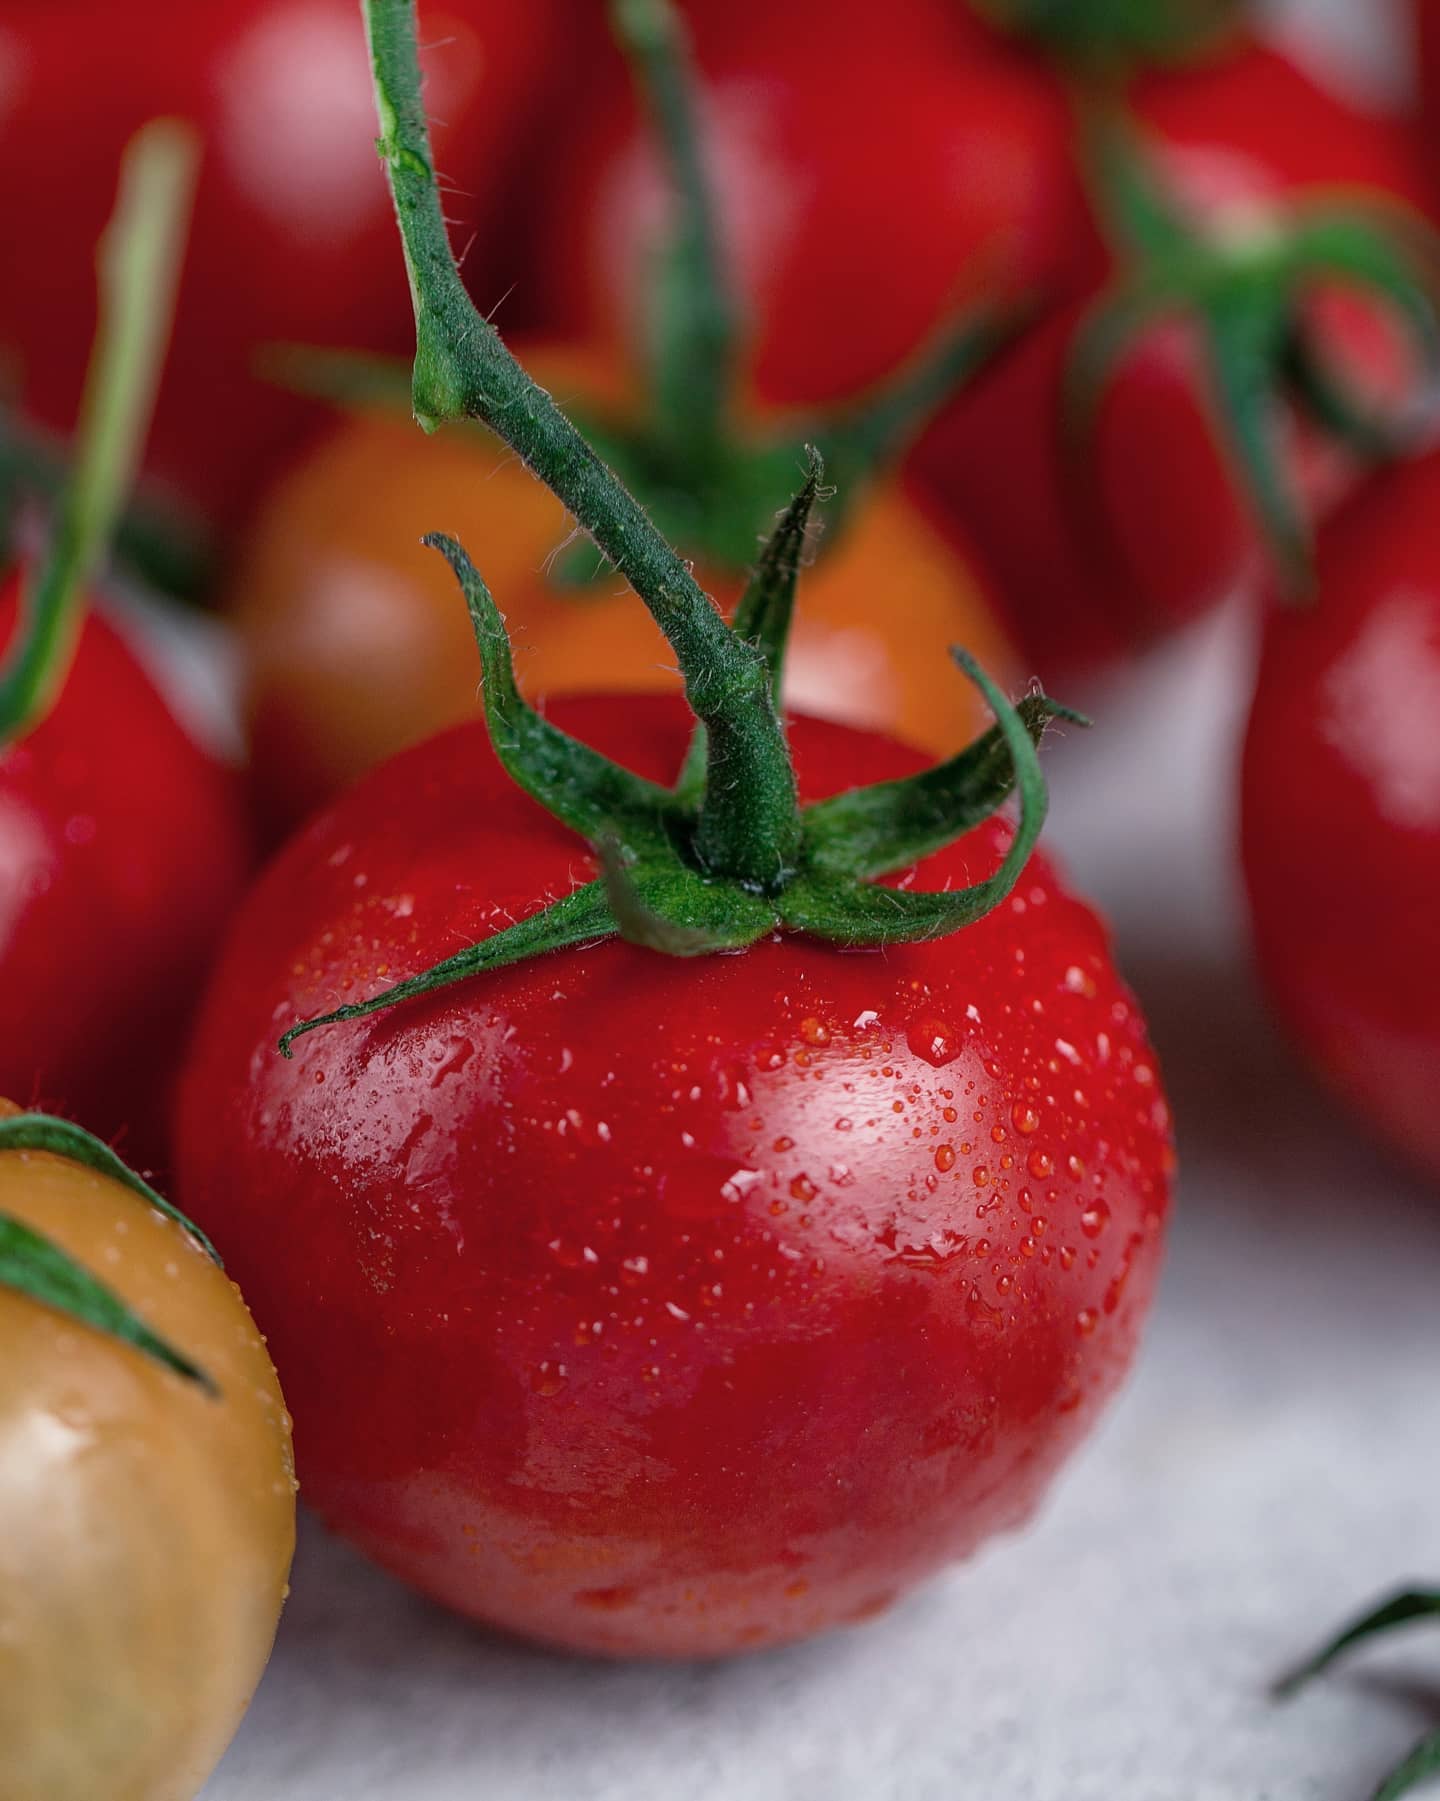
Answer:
[
  {"left": 1241, "top": 448, "right": 1440, "bottom": 1184},
  {"left": 0, "top": 0, "right": 560, "bottom": 526},
  {"left": 0, "top": 1101, "right": 295, "bottom": 1801},
  {"left": 0, "top": 575, "right": 250, "bottom": 1167},
  {"left": 232, "top": 346, "right": 1018, "bottom": 835},
  {"left": 177, "top": 695, "right": 1173, "bottom": 1658}
]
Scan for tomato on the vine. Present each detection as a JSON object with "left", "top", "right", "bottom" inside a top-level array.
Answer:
[
  {"left": 0, "top": 574, "right": 250, "bottom": 1167},
  {"left": 176, "top": 692, "right": 1173, "bottom": 1658},
  {"left": 0, "top": 0, "right": 561, "bottom": 528},
  {"left": 232, "top": 345, "right": 1018, "bottom": 834},
  {"left": 1241, "top": 446, "right": 1440, "bottom": 1183},
  {"left": 0, "top": 1101, "right": 295, "bottom": 1800},
  {"left": 912, "top": 35, "right": 1433, "bottom": 678}
]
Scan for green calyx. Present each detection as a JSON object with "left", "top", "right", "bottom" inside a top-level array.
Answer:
[
  {"left": 1276, "top": 1587, "right": 1440, "bottom": 1800},
  {"left": 1070, "top": 110, "right": 1440, "bottom": 593},
  {"left": 279, "top": 450, "right": 1083, "bottom": 1054},
  {"left": 973, "top": 0, "right": 1243, "bottom": 69},
  {"left": 0, "top": 1112, "right": 218, "bottom": 1391},
  {"left": 282, "top": 0, "right": 1083, "bottom": 1057}
]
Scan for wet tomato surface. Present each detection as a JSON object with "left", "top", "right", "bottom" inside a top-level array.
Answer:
[{"left": 177, "top": 695, "right": 1173, "bottom": 1657}]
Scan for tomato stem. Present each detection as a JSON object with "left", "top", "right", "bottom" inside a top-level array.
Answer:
[
  {"left": 365, "top": 0, "right": 801, "bottom": 890},
  {"left": 279, "top": 0, "right": 1079, "bottom": 1054},
  {"left": 0, "top": 120, "right": 197, "bottom": 745},
  {"left": 973, "top": 0, "right": 1243, "bottom": 69},
  {"left": 1068, "top": 108, "right": 1440, "bottom": 596},
  {"left": 608, "top": 0, "right": 742, "bottom": 467}
]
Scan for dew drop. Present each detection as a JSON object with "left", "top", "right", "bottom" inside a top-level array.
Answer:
[{"left": 908, "top": 1016, "right": 960, "bottom": 1068}]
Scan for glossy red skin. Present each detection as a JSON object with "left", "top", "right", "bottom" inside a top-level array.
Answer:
[
  {"left": 176, "top": 694, "right": 1173, "bottom": 1658},
  {"left": 1242, "top": 447, "right": 1440, "bottom": 1183},
  {"left": 0, "top": 575, "right": 250, "bottom": 1169},
  {"left": 0, "top": 0, "right": 559, "bottom": 527},
  {"left": 911, "top": 39, "right": 1430, "bottom": 680},
  {"left": 537, "top": 0, "right": 1091, "bottom": 410}
]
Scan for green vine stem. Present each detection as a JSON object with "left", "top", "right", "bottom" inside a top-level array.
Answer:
[
  {"left": 365, "top": 0, "right": 798, "bottom": 890},
  {"left": 279, "top": 0, "right": 1080, "bottom": 1054},
  {"left": 609, "top": 0, "right": 741, "bottom": 465},
  {"left": 0, "top": 1112, "right": 218, "bottom": 1390},
  {"left": 0, "top": 119, "right": 198, "bottom": 744}
]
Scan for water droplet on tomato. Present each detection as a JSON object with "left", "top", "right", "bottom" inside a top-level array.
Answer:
[
  {"left": 1080, "top": 1201, "right": 1110, "bottom": 1239},
  {"left": 907, "top": 1016, "right": 960, "bottom": 1067},
  {"left": 529, "top": 1362, "right": 567, "bottom": 1396},
  {"left": 934, "top": 1144, "right": 955, "bottom": 1173}
]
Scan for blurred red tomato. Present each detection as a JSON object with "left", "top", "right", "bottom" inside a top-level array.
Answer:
[
  {"left": 0, "top": 0, "right": 560, "bottom": 529},
  {"left": 0, "top": 573, "right": 250, "bottom": 1167},
  {"left": 1241, "top": 446, "right": 1440, "bottom": 1184}
]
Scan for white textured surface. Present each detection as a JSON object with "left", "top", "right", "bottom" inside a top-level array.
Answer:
[
  {"left": 205, "top": 5, "right": 1440, "bottom": 1792},
  {"left": 200, "top": 610, "right": 1440, "bottom": 1801}
]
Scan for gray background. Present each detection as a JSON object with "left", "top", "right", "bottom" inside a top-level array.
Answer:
[{"left": 204, "top": 2, "right": 1440, "bottom": 1793}]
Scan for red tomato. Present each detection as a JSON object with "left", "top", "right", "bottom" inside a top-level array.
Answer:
[
  {"left": 176, "top": 693, "right": 1173, "bottom": 1658},
  {"left": 0, "top": 575, "right": 250, "bottom": 1167},
  {"left": 536, "top": 0, "right": 1089, "bottom": 411},
  {"left": 912, "top": 38, "right": 1431, "bottom": 678},
  {"left": 232, "top": 344, "right": 1019, "bottom": 836},
  {"left": 1241, "top": 447, "right": 1440, "bottom": 1183},
  {"left": 0, "top": 0, "right": 560, "bottom": 528}
]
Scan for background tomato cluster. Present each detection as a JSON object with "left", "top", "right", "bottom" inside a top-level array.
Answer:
[{"left": 2, "top": 0, "right": 1440, "bottom": 1795}]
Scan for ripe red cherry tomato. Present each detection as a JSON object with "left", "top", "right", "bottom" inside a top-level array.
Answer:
[
  {"left": 911, "top": 37, "right": 1431, "bottom": 678},
  {"left": 0, "top": 574, "right": 250, "bottom": 1166},
  {"left": 0, "top": 0, "right": 560, "bottom": 527},
  {"left": 1241, "top": 447, "right": 1440, "bottom": 1183},
  {"left": 176, "top": 693, "right": 1173, "bottom": 1658}
]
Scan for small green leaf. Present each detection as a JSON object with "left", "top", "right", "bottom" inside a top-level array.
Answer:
[
  {"left": 1204, "top": 281, "right": 1313, "bottom": 594},
  {"left": 802, "top": 692, "right": 1083, "bottom": 881},
  {"left": 0, "top": 1211, "right": 214, "bottom": 1392},
  {"left": 280, "top": 878, "right": 620, "bottom": 1056},
  {"left": 1275, "top": 1588, "right": 1440, "bottom": 1699},
  {"left": 1375, "top": 1729, "right": 1440, "bottom": 1801},
  {"left": 0, "top": 1113, "right": 219, "bottom": 1264},
  {"left": 423, "top": 532, "right": 686, "bottom": 858},
  {"left": 778, "top": 650, "right": 1050, "bottom": 945}
]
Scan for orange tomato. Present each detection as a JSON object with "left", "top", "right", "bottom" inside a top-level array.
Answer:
[{"left": 232, "top": 346, "right": 1017, "bottom": 832}]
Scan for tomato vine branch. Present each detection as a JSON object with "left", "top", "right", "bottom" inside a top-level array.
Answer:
[
  {"left": 364, "top": 0, "right": 798, "bottom": 890},
  {"left": 0, "top": 119, "right": 197, "bottom": 745}
]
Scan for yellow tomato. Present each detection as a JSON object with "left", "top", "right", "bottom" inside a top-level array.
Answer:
[
  {"left": 233, "top": 346, "right": 1019, "bottom": 831},
  {"left": 0, "top": 1100, "right": 295, "bottom": 1801}
]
